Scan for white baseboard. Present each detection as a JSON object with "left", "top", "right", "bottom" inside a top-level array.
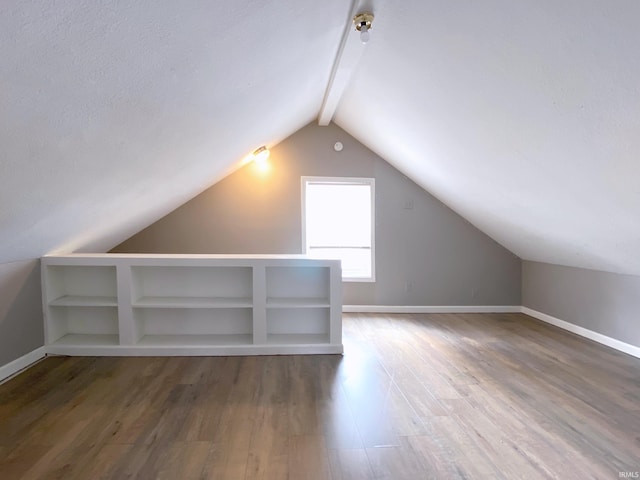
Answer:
[
  {"left": 0, "top": 346, "right": 47, "bottom": 384},
  {"left": 521, "top": 307, "right": 640, "bottom": 359},
  {"left": 343, "top": 305, "right": 521, "bottom": 313}
]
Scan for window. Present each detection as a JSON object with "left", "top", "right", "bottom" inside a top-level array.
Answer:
[{"left": 302, "top": 177, "right": 375, "bottom": 281}]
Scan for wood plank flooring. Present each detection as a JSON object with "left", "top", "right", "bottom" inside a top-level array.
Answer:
[{"left": 1, "top": 312, "right": 639, "bottom": 479}]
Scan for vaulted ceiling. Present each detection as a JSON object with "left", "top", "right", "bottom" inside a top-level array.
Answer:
[{"left": 2, "top": 1, "right": 640, "bottom": 275}]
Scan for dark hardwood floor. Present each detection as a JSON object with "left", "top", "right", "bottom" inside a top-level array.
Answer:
[{"left": 1, "top": 312, "right": 639, "bottom": 479}]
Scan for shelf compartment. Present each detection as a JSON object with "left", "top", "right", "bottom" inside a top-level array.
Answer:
[
  {"left": 133, "top": 296, "right": 252, "bottom": 309},
  {"left": 266, "top": 297, "right": 330, "bottom": 308},
  {"left": 266, "top": 266, "right": 329, "bottom": 300},
  {"left": 50, "top": 295, "right": 118, "bottom": 307},
  {"left": 46, "top": 265, "right": 117, "bottom": 302},
  {"left": 132, "top": 307, "right": 253, "bottom": 343},
  {"left": 266, "top": 308, "right": 330, "bottom": 344},
  {"left": 46, "top": 306, "right": 119, "bottom": 344},
  {"left": 131, "top": 266, "right": 253, "bottom": 304}
]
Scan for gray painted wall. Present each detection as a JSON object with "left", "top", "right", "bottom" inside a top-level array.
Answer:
[
  {"left": 522, "top": 261, "right": 640, "bottom": 348},
  {"left": 0, "top": 259, "right": 44, "bottom": 366},
  {"left": 114, "top": 123, "right": 521, "bottom": 306}
]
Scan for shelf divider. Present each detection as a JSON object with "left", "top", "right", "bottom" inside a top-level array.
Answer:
[
  {"left": 252, "top": 266, "right": 267, "bottom": 345},
  {"left": 117, "top": 264, "right": 135, "bottom": 345}
]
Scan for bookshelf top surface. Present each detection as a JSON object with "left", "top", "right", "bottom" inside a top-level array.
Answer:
[
  {"left": 46, "top": 253, "right": 314, "bottom": 260},
  {"left": 42, "top": 254, "right": 341, "bottom": 268}
]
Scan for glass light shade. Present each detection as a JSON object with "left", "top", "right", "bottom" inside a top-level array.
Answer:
[{"left": 360, "top": 25, "right": 370, "bottom": 44}]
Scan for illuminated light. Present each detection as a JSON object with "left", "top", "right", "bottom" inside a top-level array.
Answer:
[
  {"left": 250, "top": 146, "right": 271, "bottom": 173},
  {"left": 252, "top": 146, "right": 270, "bottom": 164},
  {"left": 254, "top": 159, "right": 271, "bottom": 173}
]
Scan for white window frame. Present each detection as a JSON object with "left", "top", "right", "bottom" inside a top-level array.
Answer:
[{"left": 301, "top": 176, "right": 376, "bottom": 282}]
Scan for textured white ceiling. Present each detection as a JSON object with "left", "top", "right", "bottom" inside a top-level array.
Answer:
[
  {"left": 2, "top": 1, "right": 640, "bottom": 276},
  {"left": 335, "top": 1, "right": 640, "bottom": 275},
  {"left": 0, "top": 0, "right": 349, "bottom": 263}
]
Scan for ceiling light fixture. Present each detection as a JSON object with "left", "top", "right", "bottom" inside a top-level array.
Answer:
[
  {"left": 353, "top": 12, "right": 374, "bottom": 44},
  {"left": 252, "top": 146, "right": 270, "bottom": 164}
]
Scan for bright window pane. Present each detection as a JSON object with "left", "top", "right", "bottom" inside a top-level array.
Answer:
[{"left": 303, "top": 178, "right": 374, "bottom": 281}]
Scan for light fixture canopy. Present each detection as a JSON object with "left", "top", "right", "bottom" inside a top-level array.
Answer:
[
  {"left": 252, "top": 145, "right": 270, "bottom": 163},
  {"left": 353, "top": 12, "right": 374, "bottom": 44}
]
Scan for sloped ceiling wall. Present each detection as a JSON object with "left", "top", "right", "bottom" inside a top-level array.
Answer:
[
  {"left": 2, "top": 1, "right": 640, "bottom": 276},
  {"left": 0, "top": 0, "right": 349, "bottom": 263},
  {"left": 335, "top": 1, "right": 640, "bottom": 275}
]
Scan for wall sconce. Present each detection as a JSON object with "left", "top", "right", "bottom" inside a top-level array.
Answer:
[
  {"left": 252, "top": 146, "right": 270, "bottom": 165},
  {"left": 353, "top": 12, "right": 374, "bottom": 44},
  {"left": 251, "top": 145, "right": 271, "bottom": 173}
]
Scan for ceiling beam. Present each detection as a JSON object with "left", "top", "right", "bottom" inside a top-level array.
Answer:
[{"left": 318, "top": 2, "right": 370, "bottom": 126}]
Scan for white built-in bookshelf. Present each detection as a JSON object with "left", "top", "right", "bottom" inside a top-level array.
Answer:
[{"left": 42, "top": 254, "right": 343, "bottom": 356}]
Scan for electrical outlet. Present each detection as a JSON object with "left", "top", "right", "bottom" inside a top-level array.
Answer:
[
  {"left": 403, "top": 199, "right": 414, "bottom": 210},
  {"left": 472, "top": 287, "right": 478, "bottom": 299}
]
